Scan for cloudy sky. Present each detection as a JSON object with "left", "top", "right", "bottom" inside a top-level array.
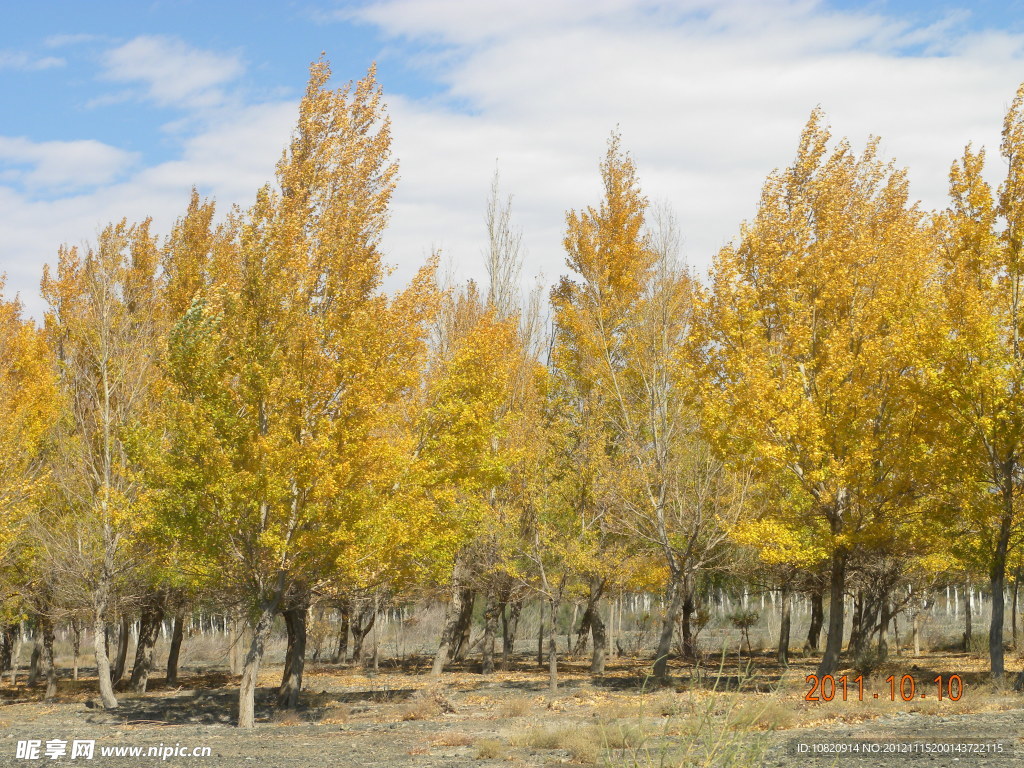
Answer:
[{"left": 2, "top": 0, "right": 1024, "bottom": 318}]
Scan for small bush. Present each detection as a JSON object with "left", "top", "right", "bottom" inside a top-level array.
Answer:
[
  {"left": 499, "top": 695, "right": 532, "bottom": 718},
  {"left": 852, "top": 647, "right": 887, "bottom": 676},
  {"left": 475, "top": 739, "right": 508, "bottom": 760}
]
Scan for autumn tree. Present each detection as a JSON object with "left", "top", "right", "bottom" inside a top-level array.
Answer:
[
  {"left": 699, "top": 111, "right": 937, "bottom": 676},
  {"left": 932, "top": 82, "right": 1024, "bottom": 679},
  {"left": 40, "top": 220, "right": 161, "bottom": 708},
  {"left": 151, "top": 59, "right": 438, "bottom": 727}
]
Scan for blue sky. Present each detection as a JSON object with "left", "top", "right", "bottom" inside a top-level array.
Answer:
[{"left": 2, "top": 0, "right": 1024, "bottom": 317}]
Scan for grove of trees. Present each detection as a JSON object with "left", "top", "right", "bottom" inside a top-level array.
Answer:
[{"left": 4, "top": 59, "right": 1024, "bottom": 725}]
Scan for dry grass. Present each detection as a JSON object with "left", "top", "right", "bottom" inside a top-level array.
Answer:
[
  {"left": 399, "top": 685, "right": 455, "bottom": 721},
  {"left": 431, "top": 731, "right": 474, "bottom": 746},
  {"left": 475, "top": 738, "right": 509, "bottom": 760},
  {"left": 499, "top": 695, "right": 533, "bottom": 718}
]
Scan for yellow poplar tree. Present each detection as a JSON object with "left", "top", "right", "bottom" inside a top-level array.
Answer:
[
  {"left": 699, "top": 110, "right": 936, "bottom": 676},
  {"left": 153, "top": 59, "right": 439, "bottom": 727},
  {"left": 932, "top": 82, "right": 1024, "bottom": 679},
  {"left": 40, "top": 220, "right": 161, "bottom": 708}
]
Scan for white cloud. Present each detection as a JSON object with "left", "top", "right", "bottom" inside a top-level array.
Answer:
[
  {"left": 4, "top": 1, "right": 1024, "bottom": 319},
  {"left": 0, "top": 51, "right": 64, "bottom": 71},
  {"left": 0, "top": 137, "right": 138, "bottom": 190},
  {"left": 100, "top": 36, "right": 245, "bottom": 109},
  {"left": 341, "top": 0, "right": 1024, "bottom": 293}
]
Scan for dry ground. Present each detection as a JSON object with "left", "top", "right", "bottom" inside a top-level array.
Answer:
[{"left": 0, "top": 650, "right": 1022, "bottom": 767}]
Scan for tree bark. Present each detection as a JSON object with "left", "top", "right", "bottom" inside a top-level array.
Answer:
[
  {"left": 501, "top": 599, "right": 520, "bottom": 670},
  {"left": 777, "top": 583, "right": 792, "bottom": 666},
  {"left": 432, "top": 569, "right": 468, "bottom": 676},
  {"left": 591, "top": 600, "right": 607, "bottom": 674},
  {"left": 548, "top": 595, "right": 560, "bottom": 692},
  {"left": 806, "top": 590, "right": 824, "bottom": 652},
  {"left": 481, "top": 591, "right": 499, "bottom": 674},
  {"left": 166, "top": 615, "right": 184, "bottom": 686},
  {"left": 0, "top": 623, "right": 14, "bottom": 673},
  {"left": 130, "top": 591, "right": 166, "bottom": 693},
  {"left": 277, "top": 596, "right": 308, "bottom": 709},
  {"left": 990, "top": 494, "right": 1013, "bottom": 679},
  {"left": 351, "top": 599, "right": 376, "bottom": 668},
  {"left": 238, "top": 578, "right": 285, "bottom": 729},
  {"left": 451, "top": 588, "right": 475, "bottom": 662},
  {"left": 333, "top": 600, "right": 350, "bottom": 663},
  {"left": 93, "top": 615, "right": 118, "bottom": 708},
  {"left": 816, "top": 546, "right": 848, "bottom": 676},
  {"left": 71, "top": 621, "right": 81, "bottom": 681},
  {"left": 27, "top": 633, "right": 41, "bottom": 687},
  {"left": 42, "top": 618, "right": 57, "bottom": 702},
  {"left": 111, "top": 616, "right": 130, "bottom": 686},
  {"left": 1012, "top": 567, "right": 1021, "bottom": 650},
  {"left": 653, "top": 572, "right": 687, "bottom": 681},
  {"left": 965, "top": 578, "right": 973, "bottom": 651}
]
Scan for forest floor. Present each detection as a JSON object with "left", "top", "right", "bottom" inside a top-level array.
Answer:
[{"left": 0, "top": 650, "right": 1021, "bottom": 767}]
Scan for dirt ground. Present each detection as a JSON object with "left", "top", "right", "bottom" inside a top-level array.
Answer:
[{"left": 0, "top": 652, "right": 1022, "bottom": 767}]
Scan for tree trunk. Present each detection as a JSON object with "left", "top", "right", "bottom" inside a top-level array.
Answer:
[
  {"left": 816, "top": 547, "right": 848, "bottom": 676},
  {"left": 548, "top": 594, "right": 560, "bottom": 692},
  {"left": 130, "top": 591, "right": 166, "bottom": 693},
  {"left": 990, "top": 496, "right": 1013, "bottom": 679},
  {"left": 877, "top": 599, "right": 891, "bottom": 660},
  {"left": 965, "top": 578, "right": 973, "bottom": 651},
  {"left": 653, "top": 572, "right": 687, "bottom": 682},
  {"left": 432, "top": 570, "right": 467, "bottom": 676},
  {"left": 848, "top": 590, "right": 864, "bottom": 656},
  {"left": 481, "top": 591, "right": 499, "bottom": 674},
  {"left": 71, "top": 621, "right": 81, "bottom": 681},
  {"left": 351, "top": 599, "right": 376, "bottom": 668},
  {"left": 228, "top": 614, "right": 242, "bottom": 675},
  {"left": 451, "top": 589, "right": 475, "bottom": 662},
  {"left": 537, "top": 600, "right": 544, "bottom": 667},
  {"left": 0, "top": 624, "right": 14, "bottom": 673},
  {"left": 777, "top": 583, "right": 792, "bottom": 666},
  {"left": 333, "top": 600, "right": 350, "bottom": 663},
  {"left": 591, "top": 600, "right": 607, "bottom": 675},
  {"left": 93, "top": 614, "right": 118, "bottom": 708},
  {"left": 680, "top": 586, "right": 696, "bottom": 659},
  {"left": 27, "top": 634, "right": 41, "bottom": 687},
  {"left": 805, "top": 590, "right": 824, "bottom": 652},
  {"left": 42, "top": 619, "right": 57, "bottom": 702},
  {"left": 501, "top": 599, "right": 521, "bottom": 670},
  {"left": 166, "top": 615, "right": 184, "bottom": 686},
  {"left": 238, "top": 578, "right": 285, "bottom": 729},
  {"left": 277, "top": 597, "right": 308, "bottom": 709},
  {"left": 111, "top": 616, "right": 130, "bottom": 686},
  {"left": 1013, "top": 567, "right": 1021, "bottom": 651}
]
